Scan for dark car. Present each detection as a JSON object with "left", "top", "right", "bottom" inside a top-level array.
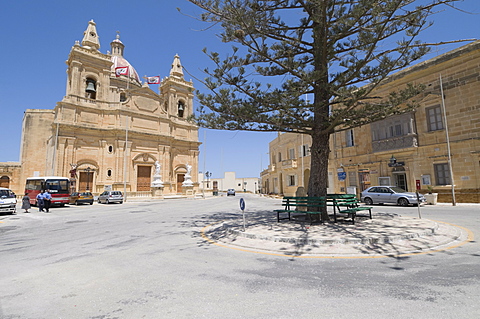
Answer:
[
  {"left": 98, "top": 191, "right": 123, "bottom": 204},
  {"left": 360, "top": 186, "right": 426, "bottom": 206},
  {"left": 69, "top": 192, "right": 94, "bottom": 205}
]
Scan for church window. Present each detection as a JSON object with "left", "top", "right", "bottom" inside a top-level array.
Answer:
[
  {"left": 108, "top": 145, "right": 113, "bottom": 153},
  {"left": 178, "top": 101, "right": 185, "bottom": 117},
  {"left": 120, "top": 93, "right": 126, "bottom": 102},
  {"left": 107, "top": 169, "right": 112, "bottom": 177},
  {"left": 85, "top": 78, "right": 97, "bottom": 100}
]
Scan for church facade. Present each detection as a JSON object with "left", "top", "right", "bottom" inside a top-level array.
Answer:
[{"left": 2, "top": 20, "right": 200, "bottom": 196}]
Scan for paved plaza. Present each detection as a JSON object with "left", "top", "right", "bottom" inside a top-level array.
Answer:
[{"left": 1, "top": 194, "right": 478, "bottom": 318}]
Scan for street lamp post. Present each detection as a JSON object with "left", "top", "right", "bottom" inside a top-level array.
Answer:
[
  {"left": 439, "top": 75, "right": 456, "bottom": 206},
  {"left": 205, "top": 171, "right": 212, "bottom": 189}
]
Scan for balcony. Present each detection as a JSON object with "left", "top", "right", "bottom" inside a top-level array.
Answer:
[
  {"left": 281, "top": 159, "right": 298, "bottom": 170},
  {"left": 372, "top": 134, "right": 418, "bottom": 153}
]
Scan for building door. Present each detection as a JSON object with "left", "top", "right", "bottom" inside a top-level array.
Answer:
[
  {"left": 177, "top": 174, "right": 185, "bottom": 193},
  {"left": 395, "top": 173, "right": 407, "bottom": 191},
  {"left": 358, "top": 171, "right": 371, "bottom": 192},
  {"left": 137, "top": 166, "right": 151, "bottom": 191},
  {"left": 79, "top": 172, "right": 94, "bottom": 192},
  {"left": 0, "top": 176, "right": 10, "bottom": 188},
  {"left": 279, "top": 173, "right": 284, "bottom": 195}
]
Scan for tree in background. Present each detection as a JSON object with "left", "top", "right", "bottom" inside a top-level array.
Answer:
[{"left": 187, "top": 0, "right": 471, "bottom": 221}]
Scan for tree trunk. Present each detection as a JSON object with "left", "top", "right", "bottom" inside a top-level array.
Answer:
[
  {"left": 308, "top": 2, "right": 331, "bottom": 222},
  {"left": 308, "top": 129, "right": 331, "bottom": 222}
]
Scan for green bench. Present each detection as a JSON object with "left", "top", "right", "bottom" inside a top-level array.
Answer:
[
  {"left": 327, "top": 194, "right": 373, "bottom": 225},
  {"left": 274, "top": 196, "right": 326, "bottom": 223}
]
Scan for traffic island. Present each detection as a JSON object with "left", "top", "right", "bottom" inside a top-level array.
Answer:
[{"left": 202, "top": 213, "right": 470, "bottom": 257}]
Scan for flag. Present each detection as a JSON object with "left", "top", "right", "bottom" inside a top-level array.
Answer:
[
  {"left": 147, "top": 76, "right": 160, "bottom": 84},
  {"left": 115, "top": 66, "right": 129, "bottom": 77}
]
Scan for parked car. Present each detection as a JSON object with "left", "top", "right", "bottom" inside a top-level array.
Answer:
[
  {"left": 227, "top": 189, "right": 236, "bottom": 196},
  {"left": 98, "top": 191, "right": 123, "bottom": 204},
  {"left": 361, "top": 186, "right": 426, "bottom": 206},
  {"left": 0, "top": 187, "right": 17, "bottom": 214},
  {"left": 69, "top": 192, "right": 94, "bottom": 205}
]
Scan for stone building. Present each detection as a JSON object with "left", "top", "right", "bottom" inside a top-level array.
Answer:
[
  {"left": 261, "top": 41, "right": 480, "bottom": 203},
  {"left": 1, "top": 20, "right": 200, "bottom": 196}
]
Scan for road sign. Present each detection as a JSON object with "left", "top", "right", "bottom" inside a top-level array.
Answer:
[
  {"left": 337, "top": 172, "right": 346, "bottom": 181},
  {"left": 240, "top": 198, "right": 245, "bottom": 211},
  {"left": 239, "top": 198, "right": 246, "bottom": 232}
]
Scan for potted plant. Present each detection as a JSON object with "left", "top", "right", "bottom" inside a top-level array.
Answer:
[{"left": 425, "top": 185, "right": 438, "bottom": 205}]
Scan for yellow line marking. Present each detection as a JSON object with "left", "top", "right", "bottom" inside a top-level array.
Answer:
[{"left": 200, "top": 219, "right": 474, "bottom": 259}]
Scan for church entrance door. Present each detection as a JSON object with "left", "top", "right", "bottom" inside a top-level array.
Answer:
[
  {"left": 79, "top": 172, "right": 94, "bottom": 192},
  {"left": 176, "top": 174, "right": 185, "bottom": 194},
  {"left": 137, "top": 166, "right": 151, "bottom": 191}
]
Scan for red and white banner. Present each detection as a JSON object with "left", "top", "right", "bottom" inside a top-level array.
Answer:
[
  {"left": 147, "top": 76, "right": 160, "bottom": 84},
  {"left": 115, "top": 66, "right": 129, "bottom": 77}
]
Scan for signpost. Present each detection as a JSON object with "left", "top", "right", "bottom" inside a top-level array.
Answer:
[{"left": 240, "top": 198, "right": 246, "bottom": 232}]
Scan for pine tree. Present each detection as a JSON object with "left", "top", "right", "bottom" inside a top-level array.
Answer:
[{"left": 187, "top": 0, "right": 471, "bottom": 221}]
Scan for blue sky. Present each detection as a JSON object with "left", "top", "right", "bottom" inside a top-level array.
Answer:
[{"left": 0, "top": 0, "right": 478, "bottom": 178}]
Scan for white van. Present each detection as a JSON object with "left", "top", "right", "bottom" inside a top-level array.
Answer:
[{"left": 0, "top": 187, "right": 17, "bottom": 214}]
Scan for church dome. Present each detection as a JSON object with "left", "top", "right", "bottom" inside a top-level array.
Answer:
[
  {"left": 111, "top": 55, "right": 141, "bottom": 83},
  {"left": 110, "top": 35, "right": 140, "bottom": 83}
]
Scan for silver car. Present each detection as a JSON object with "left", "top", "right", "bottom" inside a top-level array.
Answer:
[
  {"left": 98, "top": 191, "right": 123, "bottom": 204},
  {"left": 361, "top": 186, "right": 426, "bottom": 206}
]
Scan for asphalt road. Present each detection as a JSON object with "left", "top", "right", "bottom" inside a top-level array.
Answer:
[{"left": 0, "top": 195, "right": 479, "bottom": 319}]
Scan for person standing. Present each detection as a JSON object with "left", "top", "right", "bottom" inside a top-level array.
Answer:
[
  {"left": 22, "top": 193, "right": 31, "bottom": 213},
  {"left": 43, "top": 189, "right": 52, "bottom": 213},
  {"left": 36, "top": 190, "right": 45, "bottom": 212}
]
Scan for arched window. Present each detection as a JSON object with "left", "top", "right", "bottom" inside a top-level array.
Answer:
[
  {"left": 120, "top": 92, "right": 126, "bottom": 102},
  {"left": 108, "top": 145, "right": 113, "bottom": 153},
  {"left": 178, "top": 101, "right": 185, "bottom": 118},
  {"left": 0, "top": 176, "right": 10, "bottom": 188},
  {"left": 85, "top": 78, "right": 97, "bottom": 100},
  {"left": 107, "top": 169, "right": 112, "bottom": 177}
]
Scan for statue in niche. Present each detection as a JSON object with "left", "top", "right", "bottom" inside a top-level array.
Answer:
[
  {"left": 182, "top": 163, "right": 193, "bottom": 187},
  {"left": 151, "top": 160, "right": 163, "bottom": 187},
  {"left": 154, "top": 161, "right": 161, "bottom": 176}
]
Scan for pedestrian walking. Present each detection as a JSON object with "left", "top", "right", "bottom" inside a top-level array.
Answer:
[
  {"left": 36, "top": 190, "right": 45, "bottom": 212},
  {"left": 22, "top": 193, "right": 31, "bottom": 213},
  {"left": 44, "top": 189, "right": 52, "bottom": 213}
]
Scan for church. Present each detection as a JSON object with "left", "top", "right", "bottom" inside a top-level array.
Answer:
[{"left": 2, "top": 20, "right": 200, "bottom": 197}]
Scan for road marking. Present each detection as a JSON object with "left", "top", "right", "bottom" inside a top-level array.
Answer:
[{"left": 200, "top": 220, "right": 474, "bottom": 259}]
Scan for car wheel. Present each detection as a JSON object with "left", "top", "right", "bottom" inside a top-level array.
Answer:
[
  {"left": 398, "top": 198, "right": 409, "bottom": 206},
  {"left": 364, "top": 197, "right": 373, "bottom": 205},
  {"left": 89, "top": 202, "right": 93, "bottom": 205},
  {"left": 106, "top": 199, "right": 109, "bottom": 204},
  {"left": 98, "top": 199, "right": 102, "bottom": 204},
  {"left": 119, "top": 201, "right": 123, "bottom": 204}
]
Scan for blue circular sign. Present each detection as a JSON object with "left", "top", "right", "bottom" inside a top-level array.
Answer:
[{"left": 239, "top": 198, "right": 245, "bottom": 211}]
